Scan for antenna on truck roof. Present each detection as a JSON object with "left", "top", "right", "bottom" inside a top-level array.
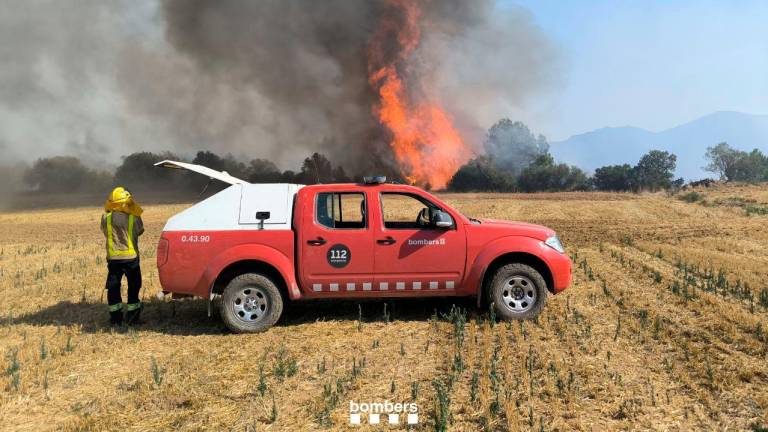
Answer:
[{"left": 198, "top": 178, "right": 213, "bottom": 198}]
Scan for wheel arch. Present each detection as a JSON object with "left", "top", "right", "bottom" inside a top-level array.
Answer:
[
  {"left": 477, "top": 252, "right": 554, "bottom": 308},
  {"left": 200, "top": 243, "right": 301, "bottom": 301},
  {"left": 212, "top": 260, "right": 289, "bottom": 302}
]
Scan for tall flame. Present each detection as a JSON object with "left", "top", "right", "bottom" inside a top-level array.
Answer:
[{"left": 368, "top": 0, "right": 472, "bottom": 189}]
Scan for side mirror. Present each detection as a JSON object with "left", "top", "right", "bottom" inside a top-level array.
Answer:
[{"left": 432, "top": 210, "right": 453, "bottom": 228}]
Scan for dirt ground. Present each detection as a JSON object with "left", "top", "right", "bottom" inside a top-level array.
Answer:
[{"left": 1, "top": 184, "right": 767, "bottom": 431}]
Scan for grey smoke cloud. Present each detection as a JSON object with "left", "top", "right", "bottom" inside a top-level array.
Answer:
[
  {"left": 420, "top": 5, "right": 564, "bottom": 145},
  {"left": 0, "top": 0, "right": 560, "bottom": 179},
  {"left": 0, "top": 0, "right": 157, "bottom": 167}
]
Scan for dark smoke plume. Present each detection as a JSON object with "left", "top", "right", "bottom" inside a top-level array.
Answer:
[
  {"left": 0, "top": 0, "right": 560, "bottom": 193},
  {"left": 143, "top": 0, "right": 560, "bottom": 173}
]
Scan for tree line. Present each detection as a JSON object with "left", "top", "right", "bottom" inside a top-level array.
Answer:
[
  {"left": 447, "top": 119, "right": 768, "bottom": 192},
  {"left": 448, "top": 119, "right": 682, "bottom": 192},
  {"left": 22, "top": 151, "right": 353, "bottom": 195},
  {"left": 20, "top": 120, "right": 768, "bottom": 196},
  {"left": 704, "top": 142, "right": 768, "bottom": 182}
]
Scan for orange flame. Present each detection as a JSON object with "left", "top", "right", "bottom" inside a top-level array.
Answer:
[{"left": 368, "top": 0, "right": 472, "bottom": 189}]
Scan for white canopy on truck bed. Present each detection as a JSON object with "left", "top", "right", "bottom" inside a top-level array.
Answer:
[{"left": 156, "top": 160, "right": 303, "bottom": 231}]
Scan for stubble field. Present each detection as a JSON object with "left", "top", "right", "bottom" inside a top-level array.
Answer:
[{"left": 1, "top": 184, "right": 767, "bottom": 431}]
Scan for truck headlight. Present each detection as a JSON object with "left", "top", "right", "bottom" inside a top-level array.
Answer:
[{"left": 545, "top": 235, "right": 565, "bottom": 253}]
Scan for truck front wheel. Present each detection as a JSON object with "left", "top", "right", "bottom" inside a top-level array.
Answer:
[
  {"left": 489, "top": 263, "right": 547, "bottom": 321},
  {"left": 220, "top": 273, "right": 283, "bottom": 333}
]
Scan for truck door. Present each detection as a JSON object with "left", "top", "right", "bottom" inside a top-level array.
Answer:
[
  {"left": 299, "top": 191, "right": 374, "bottom": 294},
  {"left": 373, "top": 192, "right": 466, "bottom": 293}
]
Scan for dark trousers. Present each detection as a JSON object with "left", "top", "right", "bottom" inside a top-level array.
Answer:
[{"left": 106, "top": 258, "right": 142, "bottom": 308}]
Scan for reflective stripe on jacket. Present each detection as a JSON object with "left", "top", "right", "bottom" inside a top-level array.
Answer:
[{"left": 101, "top": 211, "right": 144, "bottom": 261}]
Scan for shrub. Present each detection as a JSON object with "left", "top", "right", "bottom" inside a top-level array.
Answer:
[
  {"left": 518, "top": 154, "right": 590, "bottom": 192},
  {"left": 593, "top": 164, "right": 633, "bottom": 191},
  {"left": 24, "top": 156, "right": 112, "bottom": 193},
  {"left": 678, "top": 191, "right": 704, "bottom": 203},
  {"left": 448, "top": 156, "right": 516, "bottom": 192}
]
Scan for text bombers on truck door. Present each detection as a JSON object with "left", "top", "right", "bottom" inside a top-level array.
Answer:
[{"left": 372, "top": 191, "right": 466, "bottom": 294}]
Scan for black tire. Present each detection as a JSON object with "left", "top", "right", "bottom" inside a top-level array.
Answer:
[
  {"left": 219, "top": 273, "right": 283, "bottom": 333},
  {"left": 489, "top": 263, "right": 547, "bottom": 321}
]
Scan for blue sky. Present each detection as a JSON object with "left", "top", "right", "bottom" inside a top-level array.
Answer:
[{"left": 503, "top": 0, "right": 768, "bottom": 141}]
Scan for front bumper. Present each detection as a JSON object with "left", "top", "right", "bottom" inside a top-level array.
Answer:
[{"left": 546, "top": 249, "right": 572, "bottom": 294}]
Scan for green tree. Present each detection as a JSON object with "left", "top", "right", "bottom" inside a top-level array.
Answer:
[
  {"left": 187, "top": 151, "right": 248, "bottom": 192},
  {"left": 24, "top": 156, "right": 111, "bottom": 193},
  {"left": 280, "top": 170, "right": 298, "bottom": 183},
  {"left": 191, "top": 151, "right": 247, "bottom": 179},
  {"left": 632, "top": 150, "right": 677, "bottom": 192},
  {"left": 704, "top": 142, "right": 741, "bottom": 181},
  {"left": 331, "top": 165, "right": 350, "bottom": 183},
  {"left": 518, "top": 154, "right": 590, "bottom": 192},
  {"left": 483, "top": 119, "right": 549, "bottom": 176},
  {"left": 447, "top": 156, "right": 516, "bottom": 192},
  {"left": 593, "top": 164, "right": 633, "bottom": 191},
  {"left": 732, "top": 149, "right": 768, "bottom": 182},
  {"left": 246, "top": 158, "right": 282, "bottom": 183},
  {"left": 297, "top": 153, "right": 335, "bottom": 184},
  {"left": 704, "top": 142, "right": 768, "bottom": 182},
  {"left": 114, "top": 151, "right": 184, "bottom": 191}
]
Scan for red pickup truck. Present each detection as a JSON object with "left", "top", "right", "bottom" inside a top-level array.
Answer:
[{"left": 155, "top": 161, "right": 572, "bottom": 333}]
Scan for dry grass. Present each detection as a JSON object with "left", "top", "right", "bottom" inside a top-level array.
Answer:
[{"left": 1, "top": 185, "right": 767, "bottom": 431}]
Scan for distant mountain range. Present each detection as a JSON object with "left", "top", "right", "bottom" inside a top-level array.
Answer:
[{"left": 549, "top": 111, "right": 768, "bottom": 180}]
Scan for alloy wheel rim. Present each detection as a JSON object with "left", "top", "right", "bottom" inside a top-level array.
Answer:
[
  {"left": 501, "top": 275, "right": 537, "bottom": 313},
  {"left": 232, "top": 286, "right": 268, "bottom": 323}
]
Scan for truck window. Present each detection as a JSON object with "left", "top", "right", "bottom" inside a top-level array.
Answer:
[
  {"left": 380, "top": 192, "right": 438, "bottom": 229},
  {"left": 316, "top": 192, "right": 366, "bottom": 229}
]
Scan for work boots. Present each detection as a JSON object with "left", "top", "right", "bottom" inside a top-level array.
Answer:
[
  {"left": 109, "top": 310, "right": 124, "bottom": 326},
  {"left": 125, "top": 306, "right": 142, "bottom": 326}
]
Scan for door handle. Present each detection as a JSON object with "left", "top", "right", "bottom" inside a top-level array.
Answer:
[
  {"left": 307, "top": 237, "right": 327, "bottom": 246},
  {"left": 377, "top": 236, "right": 396, "bottom": 245}
]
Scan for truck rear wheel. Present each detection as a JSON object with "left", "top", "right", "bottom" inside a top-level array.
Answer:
[
  {"left": 489, "top": 263, "right": 547, "bottom": 321},
  {"left": 220, "top": 273, "right": 283, "bottom": 333}
]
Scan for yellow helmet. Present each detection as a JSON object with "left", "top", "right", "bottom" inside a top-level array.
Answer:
[
  {"left": 105, "top": 187, "right": 143, "bottom": 216},
  {"left": 108, "top": 187, "right": 131, "bottom": 204}
]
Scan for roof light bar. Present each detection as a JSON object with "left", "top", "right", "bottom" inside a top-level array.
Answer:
[{"left": 363, "top": 175, "right": 386, "bottom": 185}]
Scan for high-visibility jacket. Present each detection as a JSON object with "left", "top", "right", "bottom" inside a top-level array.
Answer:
[{"left": 101, "top": 211, "right": 144, "bottom": 261}]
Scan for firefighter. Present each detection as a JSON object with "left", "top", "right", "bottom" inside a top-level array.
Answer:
[{"left": 101, "top": 187, "right": 145, "bottom": 326}]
